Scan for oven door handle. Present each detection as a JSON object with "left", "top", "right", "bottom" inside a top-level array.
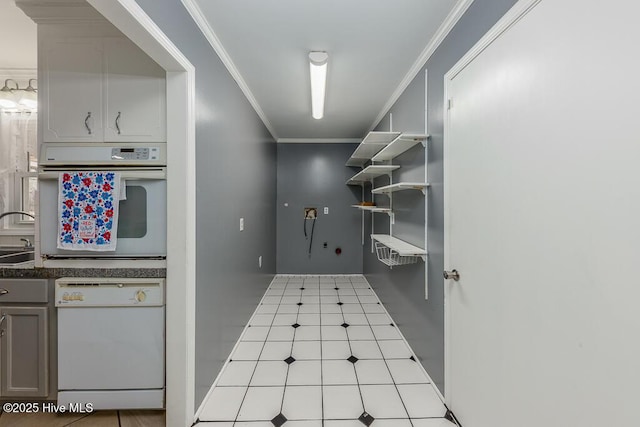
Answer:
[{"left": 38, "top": 168, "right": 166, "bottom": 180}]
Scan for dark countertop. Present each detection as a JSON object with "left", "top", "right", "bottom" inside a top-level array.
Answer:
[{"left": 0, "top": 267, "right": 166, "bottom": 279}]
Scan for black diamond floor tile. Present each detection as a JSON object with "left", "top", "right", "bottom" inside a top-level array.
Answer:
[
  {"left": 297, "top": 302, "right": 303, "bottom": 306},
  {"left": 300, "top": 287, "right": 305, "bottom": 290},
  {"left": 292, "top": 323, "right": 300, "bottom": 328},
  {"left": 334, "top": 287, "right": 339, "bottom": 290},
  {"left": 358, "top": 411, "right": 375, "bottom": 426},
  {"left": 284, "top": 356, "right": 296, "bottom": 365},
  {"left": 410, "top": 355, "right": 416, "bottom": 361},
  {"left": 271, "top": 412, "right": 288, "bottom": 426},
  {"left": 347, "top": 355, "right": 359, "bottom": 364},
  {"left": 337, "top": 302, "right": 344, "bottom": 306},
  {"left": 341, "top": 322, "right": 350, "bottom": 328}
]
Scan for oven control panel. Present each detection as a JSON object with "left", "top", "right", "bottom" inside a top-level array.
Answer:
[{"left": 111, "top": 147, "right": 160, "bottom": 161}]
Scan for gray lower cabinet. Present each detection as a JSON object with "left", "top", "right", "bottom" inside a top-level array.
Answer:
[
  {"left": 0, "top": 279, "right": 53, "bottom": 399},
  {"left": 0, "top": 307, "right": 48, "bottom": 397}
]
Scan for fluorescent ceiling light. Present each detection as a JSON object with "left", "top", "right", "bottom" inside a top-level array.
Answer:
[{"left": 309, "top": 51, "right": 328, "bottom": 120}]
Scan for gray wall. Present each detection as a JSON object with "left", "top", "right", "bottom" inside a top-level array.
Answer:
[
  {"left": 134, "top": 0, "right": 277, "bottom": 410},
  {"left": 363, "top": 0, "right": 518, "bottom": 394},
  {"left": 277, "top": 143, "right": 362, "bottom": 274}
]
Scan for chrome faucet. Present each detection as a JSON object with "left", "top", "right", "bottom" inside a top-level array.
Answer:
[
  {"left": 0, "top": 211, "right": 35, "bottom": 221},
  {"left": 20, "top": 238, "right": 32, "bottom": 248}
]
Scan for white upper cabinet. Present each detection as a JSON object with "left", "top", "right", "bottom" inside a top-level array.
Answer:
[
  {"left": 42, "top": 38, "right": 104, "bottom": 142},
  {"left": 103, "top": 38, "right": 166, "bottom": 142},
  {"left": 41, "top": 35, "right": 166, "bottom": 143}
]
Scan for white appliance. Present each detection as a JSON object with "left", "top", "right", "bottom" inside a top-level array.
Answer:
[
  {"left": 55, "top": 278, "right": 165, "bottom": 409},
  {"left": 38, "top": 143, "right": 166, "bottom": 258}
]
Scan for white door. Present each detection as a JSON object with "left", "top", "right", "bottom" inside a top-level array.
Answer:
[
  {"left": 42, "top": 38, "right": 104, "bottom": 142},
  {"left": 103, "top": 38, "right": 166, "bottom": 142},
  {"left": 444, "top": 1, "right": 640, "bottom": 426}
]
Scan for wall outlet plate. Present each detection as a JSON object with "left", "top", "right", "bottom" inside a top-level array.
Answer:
[
  {"left": 324, "top": 207, "right": 329, "bottom": 214},
  {"left": 240, "top": 218, "right": 244, "bottom": 231},
  {"left": 259, "top": 255, "right": 262, "bottom": 268}
]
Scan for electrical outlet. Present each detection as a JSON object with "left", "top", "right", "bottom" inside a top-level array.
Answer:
[
  {"left": 240, "top": 218, "right": 244, "bottom": 231},
  {"left": 324, "top": 207, "right": 329, "bottom": 215},
  {"left": 259, "top": 256, "right": 262, "bottom": 268}
]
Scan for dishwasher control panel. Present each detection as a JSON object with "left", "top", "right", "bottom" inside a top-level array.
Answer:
[{"left": 55, "top": 278, "right": 164, "bottom": 307}]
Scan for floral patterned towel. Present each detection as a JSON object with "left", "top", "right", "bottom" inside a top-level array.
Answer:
[{"left": 58, "top": 171, "right": 120, "bottom": 251}]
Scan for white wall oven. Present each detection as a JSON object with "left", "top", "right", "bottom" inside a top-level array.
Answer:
[{"left": 38, "top": 143, "right": 166, "bottom": 258}]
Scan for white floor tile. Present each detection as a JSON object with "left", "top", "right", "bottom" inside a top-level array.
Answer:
[
  {"left": 282, "top": 421, "right": 323, "bottom": 427},
  {"left": 337, "top": 288, "right": 356, "bottom": 296},
  {"left": 232, "top": 342, "right": 264, "bottom": 361},
  {"left": 297, "top": 313, "right": 320, "bottom": 325},
  {"left": 236, "top": 386, "right": 285, "bottom": 421},
  {"left": 265, "top": 289, "right": 285, "bottom": 296},
  {"left": 254, "top": 304, "right": 278, "bottom": 315},
  {"left": 261, "top": 296, "right": 282, "bottom": 305},
  {"left": 301, "top": 294, "right": 320, "bottom": 303},
  {"left": 360, "top": 384, "right": 408, "bottom": 419},
  {"left": 360, "top": 303, "right": 385, "bottom": 313},
  {"left": 346, "top": 325, "right": 375, "bottom": 341},
  {"left": 231, "top": 422, "right": 272, "bottom": 427},
  {"left": 320, "top": 295, "right": 339, "bottom": 304},
  {"left": 284, "top": 288, "right": 302, "bottom": 295},
  {"left": 321, "top": 325, "right": 348, "bottom": 341},
  {"left": 397, "top": 384, "right": 447, "bottom": 418},
  {"left": 354, "top": 288, "right": 374, "bottom": 295},
  {"left": 286, "top": 360, "right": 322, "bottom": 386},
  {"left": 377, "top": 340, "right": 413, "bottom": 359},
  {"left": 250, "top": 361, "right": 288, "bottom": 386},
  {"left": 294, "top": 325, "right": 321, "bottom": 341},
  {"left": 365, "top": 313, "right": 392, "bottom": 325},
  {"left": 323, "top": 421, "right": 363, "bottom": 427},
  {"left": 410, "top": 419, "right": 457, "bottom": 426},
  {"left": 320, "top": 288, "right": 338, "bottom": 295},
  {"left": 298, "top": 304, "right": 321, "bottom": 314},
  {"left": 303, "top": 288, "right": 320, "bottom": 295},
  {"left": 357, "top": 295, "right": 379, "bottom": 304},
  {"left": 352, "top": 282, "right": 370, "bottom": 289},
  {"left": 319, "top": 304, "right": 342, "bottom": 314},
  {"left": 320, "top": 313, "right": 344, "bottom": 326},
  {"left": 281, "top": 296, "right": 301, "bottom": 304},
  {"left": 322, "top": 360, "right": 357, "bottom": 385},
  {"left": 349, "top": 341, "right": 383, "bottom": 360},
  {"left": 386, "top": 359, "right": 431, "bottom": 384},
  {"left": 321, "top": 340, "right": 351, "bottom": 360},
  {"left": 199, "top": 386, "right": 246, "bottom": 421},
  {"left": 241, "top": 326, "right": 270, "bottom": 342},
  {"left": 272, "top": 314, "right": 298, "bottom": 326},
  {"left": 267, "top": 326, "right": 295, "bottom": 342},
  {"left": 277, "top": 304, "right": 299, "bottom": 314},
  {"left": 282, "top": 385, "right": 322, "bottom": 420},
  {"left": 342, "top": 313, "right": 368, "bottom": 325},
  {"left": 322, "top": 385, "right": 364, "bottom": 420},
  {"left": 371, "top": 325, "right": 402, "bottom": 340},
  {"left": 250, "top": 314, "right": 275, "bottom": 326},
  {"left": 354, "top": 360, "right": 394, "bottom": 385},
  {"left": 196, "top": 422, "right": 235, "bottom": 427},
  {"left": 369, "top": 419, "right": 412, "bottom": 426},
  {"left": 259, "top": 341, "right": 292, "bottom": 361},
  {"left": 341, "top": 304, "right": 364, "bottom": 314},
  {"left": 290, "top": 340, "right": 321, "bottom": 360},
  {"left": 341, "top": 296, "right": 362, "bottom": 304},
  {"left": 215, "top": 360, "right": 257, "bottom": 386}
]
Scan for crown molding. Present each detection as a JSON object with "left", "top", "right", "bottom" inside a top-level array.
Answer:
[
  {"left": 368, "top": 0, "right": 474, "bottom": 132},
  {"left": 277, "top": 138, "right": 361, "bottom": 144},
  {"left": 181, "top": 0, "right": 278, "bottom": 140},
  {"left": 16, "top": 0, "right": 107, "bottom": 24}
]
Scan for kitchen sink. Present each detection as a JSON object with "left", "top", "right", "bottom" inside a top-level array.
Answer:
[{"left": 0, "top": 249, "right": 35, "bottom": 266}]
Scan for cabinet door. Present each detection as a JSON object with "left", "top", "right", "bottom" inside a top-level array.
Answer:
[
  {"left": 0, "top": 307, "right": 48, "bottom": 397},
  {"left": 103, "top": 38, "right": 166, "bottom": 142},
  {"left": 41, "top": 38, "right": 103, "bottom": 142}
]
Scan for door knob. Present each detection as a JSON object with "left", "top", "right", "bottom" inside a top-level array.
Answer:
[{"left": 443, "top": 269, "right": 460, "bottom": 281}]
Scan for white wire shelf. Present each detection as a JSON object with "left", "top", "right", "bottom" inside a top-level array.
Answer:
[
  {"left": 345, "top": 131, "right": 402, "bottom": 167},
  {"left": 351, "top": 205, "right": 392, "bottom": 213},
  {"left": 371, "top": 182, "right": 429, "bottom": 195},
  {"left": 371, "top": 234, "right": 426, "bottom": 258},
  {"left": 346, "top": 165, "right": 400, "bottom": 185},
  {"left": 371, "top": 134, "right": 428, "bottom": 162}
]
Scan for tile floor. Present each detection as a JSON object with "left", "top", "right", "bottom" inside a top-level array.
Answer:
[
  {"left": 196, "top": 275, "right": 455, "bottom": 427},
  {"left": 0, "top": 409, "right": 164, "bottom": 426}
]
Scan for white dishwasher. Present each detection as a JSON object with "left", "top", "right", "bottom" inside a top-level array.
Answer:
[{"left": 55, "top": 278, "right": 165, "bottom": 410}]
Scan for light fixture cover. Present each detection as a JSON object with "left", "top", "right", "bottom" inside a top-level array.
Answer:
[{"left": 309, "top": 51, "right": 328, "bottom": 120}]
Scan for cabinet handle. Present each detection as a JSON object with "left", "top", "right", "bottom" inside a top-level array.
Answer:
[
  {"left": 0, "top": 289, "right": 8, "bottom": 295},
  {"left": 0, "top": 315, "right": 5, "bottom": 326},
  {"left": 85, "top": 112, "right": 92, "bottom": 135},
  {"left": 115, "top": 111, "right": 121, "bottom": 135}
]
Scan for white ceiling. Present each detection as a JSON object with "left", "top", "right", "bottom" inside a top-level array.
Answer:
[
  {"left": 187, "top": 0, "right": 469, "bottom": 142},
  {"left": 0, "top": 0, "right": 36, "bottom": 71}
]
